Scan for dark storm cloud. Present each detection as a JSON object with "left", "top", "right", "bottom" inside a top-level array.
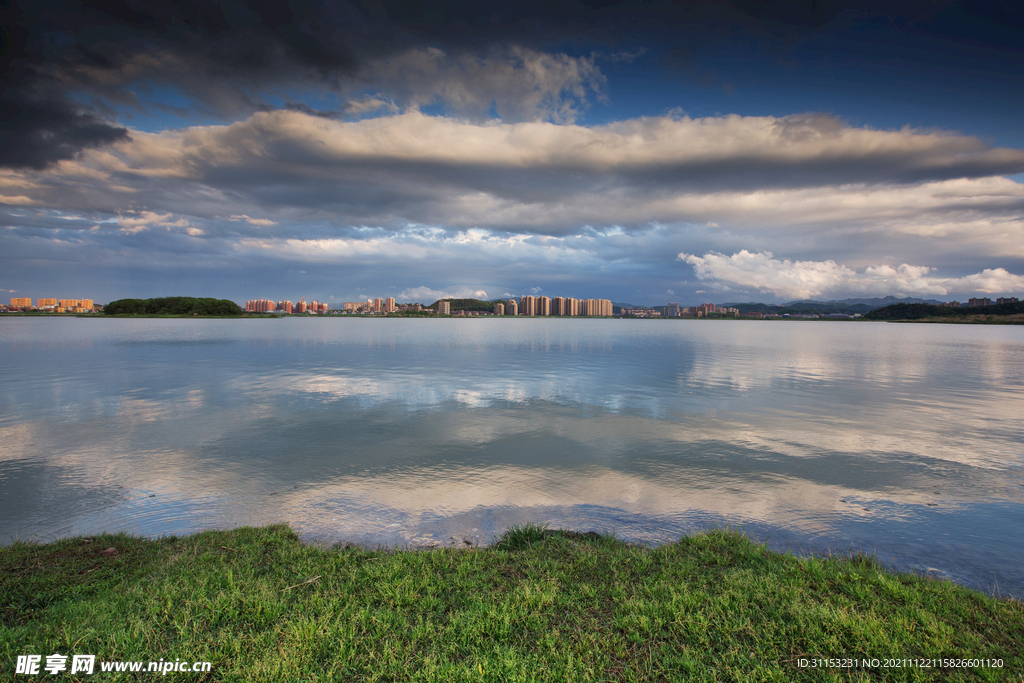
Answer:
[
  {"left": 0, "top": 2, "right": 130, "bottom": 169},
  {"left": 6, "top": 0, "right": 1018, "bottom": 169}
]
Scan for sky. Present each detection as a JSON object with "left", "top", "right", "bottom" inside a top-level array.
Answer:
[{"left": 2, "top": 0, "right": 1023, "bottom": 306}]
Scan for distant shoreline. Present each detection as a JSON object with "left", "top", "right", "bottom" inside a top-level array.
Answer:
[
  {"left": 886, "top": 316, "right": 1024, "bottom": 325},
  {"left": 2, "top": 312, "right": 1021, "bottom": 324}
]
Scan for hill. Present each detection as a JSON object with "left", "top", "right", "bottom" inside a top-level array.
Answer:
[{"left": 427, "top": 298, "right": 504, "bottom": 312}]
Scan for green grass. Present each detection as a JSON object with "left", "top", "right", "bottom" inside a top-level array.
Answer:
[{"left": 2, "top": 525, "right": 1020, "bottom": 681}]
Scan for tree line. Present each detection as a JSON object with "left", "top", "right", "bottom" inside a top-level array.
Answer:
[
  {"left": 104, "top": 297, "right": 244, "bottom": 316},
  {"left": 864, "top": 301, "right": 1024, "bottom": 320}
]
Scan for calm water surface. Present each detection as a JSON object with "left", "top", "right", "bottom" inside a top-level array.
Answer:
[{"left": 1, "top": 317, "right": 1022, "bottom": 594}]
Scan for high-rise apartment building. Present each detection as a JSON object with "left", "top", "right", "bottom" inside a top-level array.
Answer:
[
  {"left": 665, "top": 303, "right": 680, "bottom": 317},
  {"left": 438, "top": 300, "right": 451, "bottom": 315},
  {"left": 553, "top": 296, "right": 581, "bottom": 317},
  {"left": 10, "top": 298, "right": 31, "bottom": 307},
  {"left": 373, "top": 298, "right": 383, "bottom": 313},
  {"left": 58, "top": 299, "right": 94, "bottom": 310},
  {"left": 246, "top": 299, "right": 276, "bottom": 312},
  {"left": 996, "top": 297, "right": 1019, "bottom": 305},
  {"left": 385, "top": 297, "right": 396, "bottom": 313},
  {"left": 506, "top": 299, "right": 518, "bottom": 315},
  {"left": 519, "top": 295, "right": 536, "bottom": 316},
  {"left": 37, "top": 298, "right": 57, "bottom": 307},
  {"left": 968, "top": 298, "right": 992, "bottom": 307},
  {"left": 579, "top": 299, "right": 612, "bottom": 316},
  {"left": 537, "top": 296, "right": 551, "bottom": 316},
  {"left": 494, "top": 303, "right": 505, "bottom": 315},
  {"left": 278, "top": 300, "right": 293, "bottom": 314}
]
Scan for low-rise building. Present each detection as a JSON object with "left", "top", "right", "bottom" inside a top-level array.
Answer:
[{"left": 623, "top": 308, "right": 660, "bottom": 317}]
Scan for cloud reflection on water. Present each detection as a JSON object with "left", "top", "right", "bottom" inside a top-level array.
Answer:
[{"left": 0, "top": 318, "right": 1022, "bottom": 595}]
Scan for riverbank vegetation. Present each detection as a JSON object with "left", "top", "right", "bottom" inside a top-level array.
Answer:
[
  {"left": 103, "top": 297, "right": 244, "bottom": 316},
  {"left": 2, "top": 524, "right": 1019, "bottom": 681},
  {"left": 864, "top": 301, "right": 1024, "bottom": 323},
  {"left": 426, "top": 298, "right": 502, "bottom": 312}
]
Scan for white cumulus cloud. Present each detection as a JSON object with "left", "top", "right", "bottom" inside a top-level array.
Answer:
[
  {"left": 679, "top": 250, "right": 1024, "bottom": 299},
  {"left": 116, "top": 210, "right": 190, "bottom": 234},
  {"left": 394, "top": 285, "right": 489, "bottom": 302},
  {"left": 229, "top": 214, "right": 277, "bottom": 226}
]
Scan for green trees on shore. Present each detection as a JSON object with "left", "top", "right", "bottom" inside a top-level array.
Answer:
[
  {"left": 426, "top": 298, "right": 503, "bottom": 312},
  {"left": 864, "top": 301, "right": 1024, "bottom": 320},
  {"left": 104, "top": 297, "right": 244, "bottom": 316}
]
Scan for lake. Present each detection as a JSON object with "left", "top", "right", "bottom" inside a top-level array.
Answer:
[{"left": 1, "top": 316, "right": 1022, "bottom": 595}]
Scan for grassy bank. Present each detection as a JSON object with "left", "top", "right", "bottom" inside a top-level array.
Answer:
[{"left": 2, "top": 525, "right": 1020, "bottom": 682}]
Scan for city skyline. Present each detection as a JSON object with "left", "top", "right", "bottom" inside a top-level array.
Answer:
[
  {"left": 2, "top": 1, "right": 1023, "bottom": 305},
  {"left": 7, "top": 289, "right": 1022, "bottom": 312},
  {"left": 245, "top": 294, "right": 616, "bottom": 316}
]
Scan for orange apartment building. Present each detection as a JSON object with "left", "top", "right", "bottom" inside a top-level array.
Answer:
[
  {"left": 6, "top": 297, "right": 94, "bottom": 312},
  {"left": 517, "top": 296, "right": 611, "bottom": 316}
]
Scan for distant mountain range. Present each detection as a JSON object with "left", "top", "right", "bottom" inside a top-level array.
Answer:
[
  {"left": 446, "top": 297, "right": 952, "bottom": 315},
  {"left": 617, "top": 296, "right": 951, "bottom": 315},
  {"left": 781, "top": 296, "right": 946, "bottom": 307},
  {"left": 717, "top": 296, "right": 948, "bottom": 314},
  {"left": 712, "top": 294, "right": 942, "bottom": 313}
]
